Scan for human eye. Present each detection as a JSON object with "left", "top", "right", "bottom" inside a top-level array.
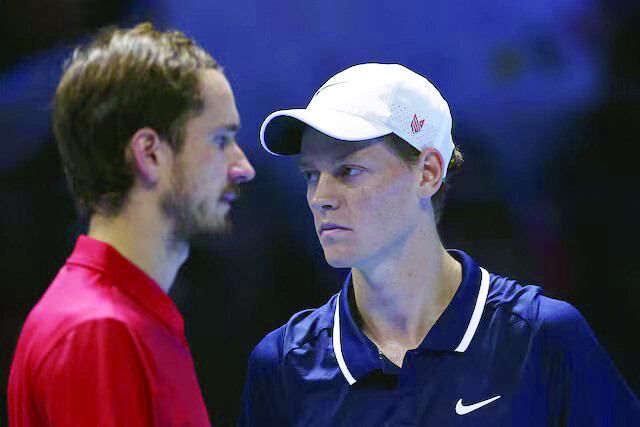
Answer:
[
  {"left": 301, "top": 170, "right": 319, "bottom": 184},
  {"left": 340, "top": 166, "right": 363, "bottom": 179},
  {"left": 213, "top": 134, "right": 233, "bottom": 149}
]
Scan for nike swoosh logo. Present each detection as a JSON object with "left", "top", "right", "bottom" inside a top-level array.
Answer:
[{"left": 455, "top": 395, "right": 501, "bottom": 415}]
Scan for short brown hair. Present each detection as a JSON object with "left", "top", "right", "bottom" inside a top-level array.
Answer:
[
  {"left": 384, "top": 134, "right": 463, "bottom": 223},
  {"left": 53, "top": 22, "right": 220, "bottom": 216}
]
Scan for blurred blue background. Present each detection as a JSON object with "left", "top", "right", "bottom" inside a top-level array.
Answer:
[{"left": 2, "top": 0, "right": 639, "bottom": 424}]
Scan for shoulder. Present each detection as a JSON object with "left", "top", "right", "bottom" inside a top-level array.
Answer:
[
  {"left": 41, "top": 318, "right": 141, "bottom": 367},
  {"left": 16, "top": 279, "right": 145, "bottom": 379},
  {"left": 26, "top": 264, "right": 146, "bottom": 338},
  {"left": 485, "top": 273, "right": 542, "bottom": 323},
  {"left": 484, "top": 276, "right": 640, "bottom": 419},
  {"left": 249, "top": 293, "right": 338, "bottom": 367},
  {"left": 534, "top": 295, "right": 600, "bottom": 359},
  {"left": 13, "top": 317, "right": 144, "bottom": 393},
  {"left": 51, "top": 316, "right": 139, "bottom": 349},
  {"left": 485, "top": 273, "right": 593, "bottom": 350}
]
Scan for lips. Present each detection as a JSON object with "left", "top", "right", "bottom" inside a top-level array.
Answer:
[
  {"left": 319, "top": 223, "right": 351, "bottom": 235},
  {"left": 221, "top": 191, "right": 237, "bottom": 203},
  {"left": 220, "top": 185, "right": 240, "bottom": 203}
]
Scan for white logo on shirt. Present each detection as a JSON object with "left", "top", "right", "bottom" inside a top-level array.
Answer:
[{"left": 455, "top": 395, "right": 501, "bottom": 415}]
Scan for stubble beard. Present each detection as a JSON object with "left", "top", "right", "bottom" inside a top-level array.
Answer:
[{"left": 160, "top": 164, "right": 232, "bottom": 244}]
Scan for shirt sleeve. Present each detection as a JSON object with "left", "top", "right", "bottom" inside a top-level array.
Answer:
[
  {"left": 539, "top": 299, "right": 640, "bottom": 425},
  {"left": 239, "top": 329, "right": 288, "bottom": 427},
  {"left": 34, "top": 318, "right": 155, "bottom": 426}
]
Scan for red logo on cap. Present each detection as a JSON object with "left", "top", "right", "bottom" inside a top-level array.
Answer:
[{"left": 411, "top": 114, "right": 425, "bottom": 133}]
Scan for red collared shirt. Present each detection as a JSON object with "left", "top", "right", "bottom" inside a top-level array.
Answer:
[{"left": 8, "top": 235, "right": 211, "bottom": 426}]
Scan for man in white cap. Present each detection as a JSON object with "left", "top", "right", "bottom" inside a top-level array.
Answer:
[{"left": 241, "top": 63, "right": 639, "bottom": 425}]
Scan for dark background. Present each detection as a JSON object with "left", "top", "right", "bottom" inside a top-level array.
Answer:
[{"left": 1, "top": 0, "right": 639, "bottom": 425}]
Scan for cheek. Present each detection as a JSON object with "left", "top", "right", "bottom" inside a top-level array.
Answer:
[
  {"left": 306, "top": 190, "right": 318, "bottom": 221},
  {"left": 354, "top": 193, "right": 398, "bottom": 234},
  {"left": 356, "top": 178, "right": 414, "bottom": 226},
  {"left": 180, "top": 163, "right": 227, "bottom": 203},
  {"left": 197, "top": 151, "right": 227, "bottom": 182}
]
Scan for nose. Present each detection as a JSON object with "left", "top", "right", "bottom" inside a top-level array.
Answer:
[
  {"left": 228, "top": 145, "right": 256, "bottom": 184},
  {"left": 310, "top": 173, "right": 339, "bottom": 211}
]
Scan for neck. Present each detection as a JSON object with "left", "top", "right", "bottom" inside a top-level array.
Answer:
[
  {"left": 88, "top": 198, "right": 188, "bottom": 294},
  {"left": 351, "top": 224, "right": 462, "bottom": 352}
]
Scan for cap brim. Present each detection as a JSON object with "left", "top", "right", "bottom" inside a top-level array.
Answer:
[{"left": 260, "top": 108, "right": 392, "bottom": 155}]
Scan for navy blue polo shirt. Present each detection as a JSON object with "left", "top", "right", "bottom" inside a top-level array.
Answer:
[{"left": 241, "top": 251, "right": 639, "bottom": 426}]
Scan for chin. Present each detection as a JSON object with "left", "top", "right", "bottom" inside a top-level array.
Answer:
[
  {"left": 180, "top": 213, "right": 231, "bottom": 240},
  {"left": 202, "top": 214, "right": 232, "bottom": 236},
  {"left": 323, "top": 249, "right": 357, "bottom": 269}
]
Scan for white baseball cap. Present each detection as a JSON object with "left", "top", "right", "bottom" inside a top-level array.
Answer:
[{"left": 259, "top": 63, "right": 455, "bottom": 178}]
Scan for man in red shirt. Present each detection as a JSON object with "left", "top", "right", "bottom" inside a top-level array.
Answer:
[{"left": 8, "top": 23, "right": 255, "bottom": 426}]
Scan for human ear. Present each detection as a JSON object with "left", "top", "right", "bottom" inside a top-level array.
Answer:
[
  {"left": 128, "top": 128, "right": 169, "bottom": 187},
  {"left": 416, "top": 147, "right": 444, "bottom": 199}
]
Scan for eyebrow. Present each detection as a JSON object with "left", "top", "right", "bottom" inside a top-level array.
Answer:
[
  {"left": 222, "top": 124, "right": 240, "bottom": 132},
  {"left": 209, "top": 124, "right": 240, "bottom": 140},
  {"left": 299, "top": 151, "right": 358, "bottom": 169}
]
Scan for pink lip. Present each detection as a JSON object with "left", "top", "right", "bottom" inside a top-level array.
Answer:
[
  {"left": 319, "top": 223, "right": 351, "bottom": 236},
  {"left": 321, "top": 229, "right": 351, "bottom": 238},
  {"left": 221, "top": 192, "right": 237, "bottom": 203}
]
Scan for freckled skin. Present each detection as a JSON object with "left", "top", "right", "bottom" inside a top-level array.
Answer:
[{"left": 300, "top": 127, "right": 423, "bottom": 270}]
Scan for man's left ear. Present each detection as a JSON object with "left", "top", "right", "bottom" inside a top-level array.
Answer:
[
  {"left": 128, "top": 128, "right": 173, "bottom": 188},
  {"left": 416, "top": 147, "right": 444, "bottom": 199}
]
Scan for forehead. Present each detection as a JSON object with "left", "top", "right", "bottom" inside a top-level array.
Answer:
[
  {"left": 299, "top": 126, "right": 396, "bottom": 165},
  {"left": 194, "top": 69, "right": 239, "bottom": 129}
]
